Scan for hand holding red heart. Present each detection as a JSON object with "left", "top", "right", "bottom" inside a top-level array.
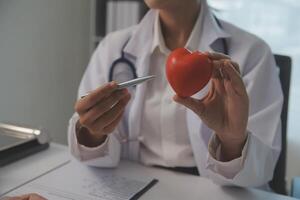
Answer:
[{"left": 166, "top": 49, "right": 249, "bottom": 161}]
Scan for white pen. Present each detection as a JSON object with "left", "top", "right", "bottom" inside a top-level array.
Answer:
[{"left": 81, "top": 75, "right": 156, "bottom": 99}]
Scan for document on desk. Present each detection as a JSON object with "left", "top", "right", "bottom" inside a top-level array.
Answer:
[{"left": 7, "top": 160, "right": 158, "bottom": 200}]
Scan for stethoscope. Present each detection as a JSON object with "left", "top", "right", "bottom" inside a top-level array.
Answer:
[
  {"left": 108, "top": 39, "right": 138, "bottom": 82},
  {"left": 109, "top": 16, "right": 229, "bottom": 144}
]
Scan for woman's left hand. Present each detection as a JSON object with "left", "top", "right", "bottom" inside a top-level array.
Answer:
[{"left": 174, "top": 52, "right": 249, "bottom": 161}]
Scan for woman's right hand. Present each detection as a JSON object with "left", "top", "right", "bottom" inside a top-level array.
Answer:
[{"left": 74, "top": 82, "right": 131, "bottom": 147}]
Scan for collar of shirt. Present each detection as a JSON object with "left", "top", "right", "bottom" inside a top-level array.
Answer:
[{"left": 151, "top": 4, "right": 204, "bottom": 55}]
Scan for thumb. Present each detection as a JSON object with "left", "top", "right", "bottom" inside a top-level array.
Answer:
[{"left": 173, "top": 95, "right": 205, "bottom": 116}]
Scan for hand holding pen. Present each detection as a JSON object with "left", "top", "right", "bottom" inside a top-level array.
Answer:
[{"left": 74, "top": 76, "right": 155, "bottom": 147}]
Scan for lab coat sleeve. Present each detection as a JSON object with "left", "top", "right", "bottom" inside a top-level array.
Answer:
[
  {"left": 67, "top": 38, "right": 122, "bottom": 167},
  {"left": 204, "top": 40, "right": 283, "bottom": 187},
  {"left": 206, "top": 133, "right": 249, "bottom": 179}
]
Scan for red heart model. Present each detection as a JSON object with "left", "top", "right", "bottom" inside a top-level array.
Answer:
[{"left": 166, "top": 48, "right": 213, "bottom": 97}]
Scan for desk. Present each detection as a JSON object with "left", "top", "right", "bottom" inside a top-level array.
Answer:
[
  {"left": 0, "top": 143, "right": 69, "bottom": 196},
  {"left": 0, "top": 143, "right": 296, "bottom": 200}
]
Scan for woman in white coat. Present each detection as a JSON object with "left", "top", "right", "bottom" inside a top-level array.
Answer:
[{"left": 68, "top": 0, "right": 283, "bottom": 188}]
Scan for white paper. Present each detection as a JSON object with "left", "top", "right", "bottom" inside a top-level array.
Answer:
[{"left": 6, "top": 160, "right": 155, "bottom": 200}]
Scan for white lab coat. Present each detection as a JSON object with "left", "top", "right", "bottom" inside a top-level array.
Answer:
[{"left": 68, "top": 1, "right": 283, "bottom": 188}]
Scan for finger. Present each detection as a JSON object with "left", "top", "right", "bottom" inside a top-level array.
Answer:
[
  {"left": 212, "top": 59, "right": 240, "bottom": 72},
  {"left": 211, "top": 60, "right": 227, "bottom": 94},
  {"left": 31, "top": 194, "right": 47, "bottom": 200},
  {"left": 212, "top": 59, "right": 240, "bottom": 78},
  {"left": 224, "top": 78, "right": 236, "bottom": 96},
  {"left": 211, "top": 59, "right": 231, "bottom": 79},
  {"left": 16, "top": 194, "right": 30, "bottom": 200},
  {"left": 79, "top": 89, "right": 128, "bottom": 126},
  {"left": 173, "top": 95, "right": 205, "bottom": 116},
  {"left": 18, "top": 193, "right": 46, "bottom": 200},
  {"left": 211, "top": 61, "right": 223, "bottom": 79},
  {"left": 223, "top": 62, "right": 246, "bottom": 96},
  {"left": 75, "top": 82, "right": 118, "bottom": 114},
  {"left": 223, "top": 62, "right": 243, "bottom": 85},
  {"left": 91, "top": 93, "right": 131, "bottom": 132},
  {"left": 205, "top": 51, "right": 230, "bottom": 60},
  {"left": 205, "top": 81, "right": 216, "bottom": 101},
  {"left": 3, "top": 197, "right": 23, "bottom": 200},
  {"left": 213, "top": 60, "right": 239, "bottom": 95},
  {"left": 231, "top": 61, "right": 241, "bottom": 74},
  {"left": 102, "top": 110, "right": 125, "bottom": 134},
  {"left": 212, "top": 76, "right": 226, "bottom": 95}
]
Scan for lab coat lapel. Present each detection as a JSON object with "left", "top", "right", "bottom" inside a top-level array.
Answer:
[
  {"left": 124, "top": 10, "right": 156, "bottom": 161},
  {"left": 127, "top": 54, "right": 151, "bottom": 161},
  {"left": 198, "top": 1, "right": 231, "bottom": 52},
  {"left": 187, "top": 1, "right": 231, "bottom": 170}
]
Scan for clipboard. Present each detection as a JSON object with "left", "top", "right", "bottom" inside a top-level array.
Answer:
[
  {"left": 5, "top": 160, "right": 158, "bottom": 200},
  {"left": 0, "top": 123, "right": 49, "bottom": 166}
]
